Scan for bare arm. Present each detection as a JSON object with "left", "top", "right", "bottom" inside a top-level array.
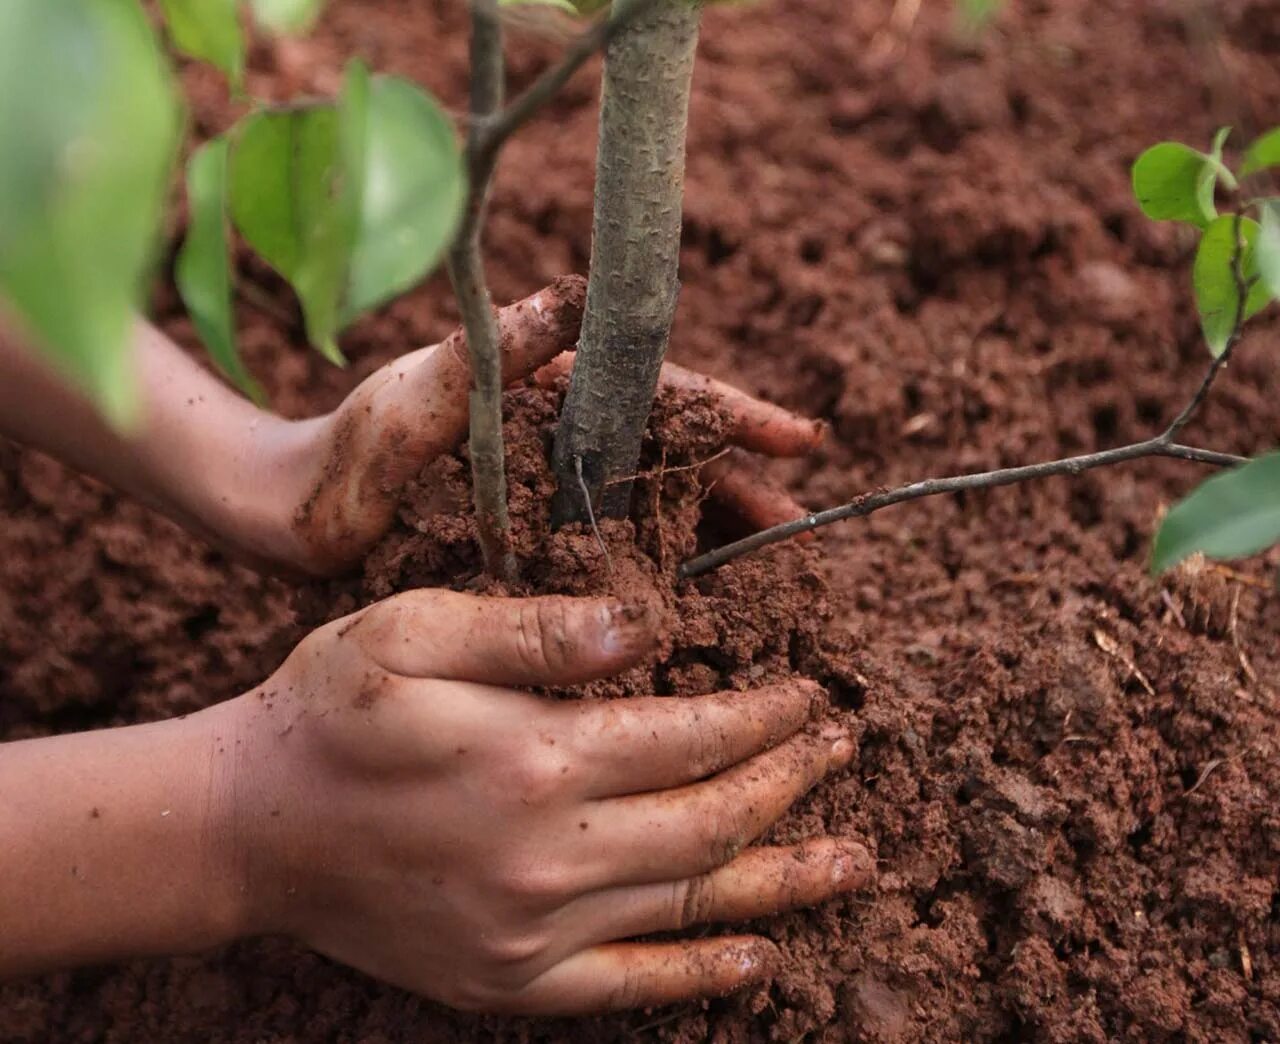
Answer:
[
  {"left": 0, "top": 706, "right": 242, "bottom": 975},
  {"left": 0, "top": 281, "right": 823, "bottom": 577},
  {"left": 0, "top": 314, "right": 314, "bottom": 570}
]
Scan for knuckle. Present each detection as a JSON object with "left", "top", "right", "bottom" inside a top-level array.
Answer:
[
  {"left": 672, "top": 873, "right": 717, "bottom": 930},
  {"left": 514, "top": 599, "right": 574, "bottom": 677},
  {"left": 607, "top": 965, "right": 646, "bottom": 1012},
  {"left": 690, "top": 720, "right": 732, "bottom": 779},
  {"left": 507, "top": 746, "right": 576, "bottom": 807},
  {"left": 476, "top": 930, "right": 550, "bottom": 969},
  {"left": 499, "top": 858, "right": 573, "bottom": 904},
  {"left": 703, "top": 803, "right": 751, "bottom": 868}
]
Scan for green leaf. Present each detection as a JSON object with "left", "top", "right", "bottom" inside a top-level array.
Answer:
[
  {"left": 1152, "top": 453, "right": 1280, "bottom": 573},
  {"left": 1132, "top": 142, "right": 1219, "bottom": 228},
  {"left": 249, "top": 0, "right": 326, "bottom": 34},
  {"left": 1257, "top": 201, "right": 1280, "bottom": 300},
  {"left": 955, "top": 0, "right": 1004, "bottom": 33},
  {"left": 1193, "top": 215, "right": 1272, "bottom": 356},
  {"left": 343, "top": 75, "right": 465, "bottom": 322},
  {"left": 1241, "top": 127, "right": 1280, "bottom": 176},
  {"left": 228, "top": 99, "right": 353, "bottom": 361},
  {"left": 499, "top": 0, "right": 583, "bottom": 12},
  {"left": 228, "top": 65, "right": 460, "bottom": 363},
  {"left": 158, "top": 0, "right": 244, "bottom": 88},
  {"left": 176, "top": 139, "right": 264, "bottom": 403},
  {"left": 0, "top": 1, "right": 180, "bottom": 427}
]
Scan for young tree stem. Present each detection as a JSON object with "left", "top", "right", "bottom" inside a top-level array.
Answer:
[
  {"left": 448, "top": 0, "right": 514, "bottom": 581},
  {"left": 551, "top": 0, "right": 702, "bottom": 524}
]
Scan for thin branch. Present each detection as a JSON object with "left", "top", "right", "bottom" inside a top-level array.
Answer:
[
  {"left": 476, "top": 0, "right": 664, "bottom": 165},
  {"left": 679, "top": 218, "right": 1257, "bottom": 580},
  {"left": 448, "top": 0, "right": 516, "bottom": 581},
  {"left": 678, "top": 439, "right": 1242, "bottom": 578}
]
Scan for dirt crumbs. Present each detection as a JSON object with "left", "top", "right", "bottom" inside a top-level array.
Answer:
[{"left": 3, "top": 0, "right": 1280, "bottom": 1041}]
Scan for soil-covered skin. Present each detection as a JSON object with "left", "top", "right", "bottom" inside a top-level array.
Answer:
[{"left": 4, "top": 0, "right": 1280, "bottom": 1040}]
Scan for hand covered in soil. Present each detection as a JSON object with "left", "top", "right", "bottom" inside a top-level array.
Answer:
[
  {"left": 216, "top": 591, "right": 870, "bottom": 1015},
  {"left": 273, "top": 276, "right": 824, "bottom": 576}
]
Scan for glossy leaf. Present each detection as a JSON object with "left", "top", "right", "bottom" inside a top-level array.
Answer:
[
  {"left": 1152, "top": 453, "right": 1280, "bottom": 573},
  {"left": 177, "top": 139, "right": 263, "bottom": 402},
  {"left": 229, "top": 64, "right": 461, "bottom": 363},
  {"left": 1258, "top": 201, "right": 1280, "bottom": 300},
  {"left": 228, "top": 97, "right": 353, "bottom": 362},
  {"left": 1192, "top": 215, "right": 1271, "bottom": 356},
  {"left": 343, "top": 75, "right": 465, "bottom": 321},
  {"left": 1132, "top": 142, "right": 1218, "bottom": 229},
  {"left": 1241, "top": 127, "right": 1280, "bottom": 176},
  {"left": 0, "top": 1, "right": 180, "bottom": 427},
  {"left": 250, "top": 0, "right": 326, "bottom": 34},
  {"left": 158, "top": 0, "right": 244, "bottom": 88}
]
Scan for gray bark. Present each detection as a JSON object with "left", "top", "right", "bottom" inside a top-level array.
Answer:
[{"left": 551, "top": 0, "right": 701, "bottom": 524}]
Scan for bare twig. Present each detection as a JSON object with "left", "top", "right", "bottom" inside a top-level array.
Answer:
[
  {"left": 679, "top": 225, "right": 1256, "bottom": 580},
  {"left": 448, "top": 0, "right": 516, "bottom": 581},
  {"left": 477, "top": 0, "right": 663, "bottom": 165}
]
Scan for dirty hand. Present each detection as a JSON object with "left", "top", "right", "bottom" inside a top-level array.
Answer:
[
  {"left": 217, "top": 591, "right": 869, "bottom": 1015},
  {"left": 265, "top": 276, "right": 824, "bottom": 575}
]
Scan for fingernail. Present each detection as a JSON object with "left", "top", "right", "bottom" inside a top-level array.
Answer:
[
  {"left": 600, "top": 600, "right": 654, "bottom": 656},
  {"left": 831, "top": 842, "right": 872, "bottom": 887},
  {"left": 819, "top": 721, "right": 855, "bottom": 767}
]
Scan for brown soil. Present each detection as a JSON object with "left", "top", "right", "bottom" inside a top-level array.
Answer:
[{"left": 4, "top": 0, "right": 1280, "bottom": 1041}]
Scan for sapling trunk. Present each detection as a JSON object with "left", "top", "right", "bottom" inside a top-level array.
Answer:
[
  {"left": 449, "top": 0, "right": 517, "bottom": 581},
  {"left": 550, "top": 0, "right": 701, "bottom": 524}
]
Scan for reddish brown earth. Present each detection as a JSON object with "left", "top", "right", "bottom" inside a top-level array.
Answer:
[{"left": 4, "top": 0, "right": 1280, "bottom": 1040}]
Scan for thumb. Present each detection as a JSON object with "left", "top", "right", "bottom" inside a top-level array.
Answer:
[
  {"left": 364, "top": 274, "right": 587, "bottom": 472},
  {"left": 356, "top": 590, "right": 661, "bottom": 687},
  {"left": 293, "top": 278, "right": 586, "bottom": 574}
]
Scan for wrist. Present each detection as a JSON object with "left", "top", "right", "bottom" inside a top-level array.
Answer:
[
  {"left": 201, "top": 688, "right": 309, "bottom": 941},
  {"left": 205, "top": 412, "right": 323, "bottom": 574}
]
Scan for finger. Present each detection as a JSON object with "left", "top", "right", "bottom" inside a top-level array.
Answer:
[
  {"left": 533, "top": 354, "right": 825, "bottom": 457},
  {"left": 354, "top": 589, "right": 660, "bottom": 687},
  {"left": 295, "top": 280, "right": 587, "bottom": 574},
  {"left": 583, "top": 723, "right": 855, "bottom": 887},
  {"left": 501, "top": 936, "right": 778, "bottom": 1016},
  {"left": 568, "top": 838, "right": 873, "bottom": 946},
  {"left": 365, "top": 275, "right": 586, "bottom": 472},
  {"left": 570, "top": 680, "right": 823, "bottom": 797},
  {"left": 655, "top": 361, "right": 827, "bottom": 457},
  {"left": 702, "top": 451, "right": 815, "bottom": 542}
]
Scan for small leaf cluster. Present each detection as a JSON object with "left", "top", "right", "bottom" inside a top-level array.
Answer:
[
  {"left": 0, "top": 1, "right": 464, "bottom": 421},
  {"left": 1131, "top": 128, "right": 1280, "bottom": 573}
]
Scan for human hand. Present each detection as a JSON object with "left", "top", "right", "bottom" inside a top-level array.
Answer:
[
  {"left": 252, "top": 277, "right": 822, "bottom": 576},
  {"left": 217, "top": 590, "right": 869, "bottom": 1015}
]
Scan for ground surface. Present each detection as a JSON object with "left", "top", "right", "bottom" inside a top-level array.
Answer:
[{"left": 3, "top": 0, "right": 1280, "bottom": 1040}]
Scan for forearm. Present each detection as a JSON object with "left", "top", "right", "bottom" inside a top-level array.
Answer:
[
  {"left": 0, "top": 313, "right": 316, "bottom": 568},
  {"left": 0, "top": 705, "right": 245, "bottom": 976}
]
